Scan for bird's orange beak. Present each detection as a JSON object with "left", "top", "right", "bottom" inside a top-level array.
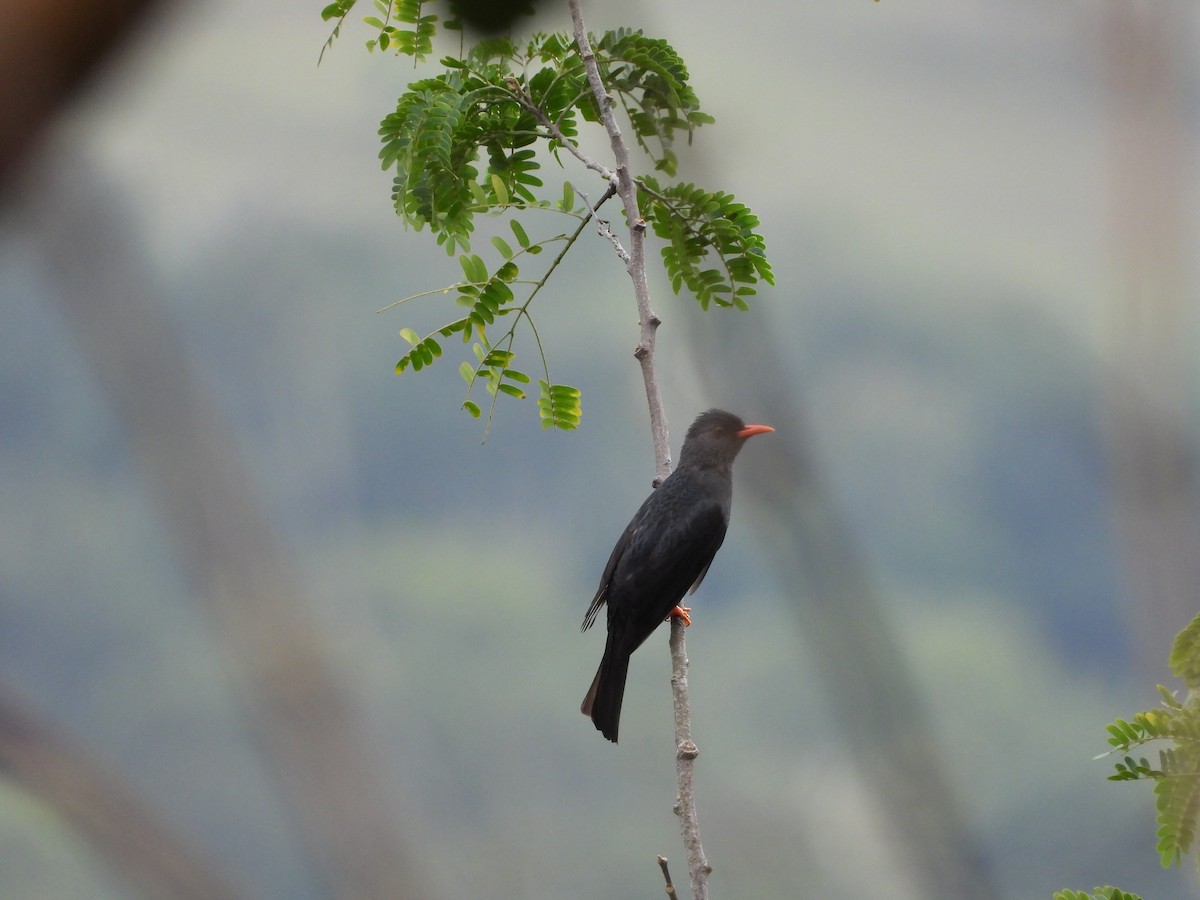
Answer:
[{"left": 736, "top": 423, "right": 774, "bottom": 439}]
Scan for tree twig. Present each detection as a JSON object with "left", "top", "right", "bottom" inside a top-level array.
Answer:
[
  {"left": 569, "top": 181, "right": 628, "bottom": 264},
  {"left": 657, "top": 855, "right": 681, "bottom": 900},
  {"left": 568, "top": 2, "right": 708, "bottom": 896}
]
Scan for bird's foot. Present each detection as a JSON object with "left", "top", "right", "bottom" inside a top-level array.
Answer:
[{"left": 668, "top": 605, "right": 692, "bottom": 627}]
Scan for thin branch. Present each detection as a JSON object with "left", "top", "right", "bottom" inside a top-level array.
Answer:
[
  {"left": 569, "top": 182, "right": 629, "bottom": 264},
  {"left": 569, "top": 2, "right": 707, "bottom": 896},
  {"left": 461, "top": 186, "right": 616, "bottom": 437},
  {"left": 568, "top": 0, "right": 670, "bottom": 482},
  {"left": 657, "top": 855, "right": 681, "bottom": 900},
  {"left": 670, "top": 618, "right": 711, "bottom": 900}
]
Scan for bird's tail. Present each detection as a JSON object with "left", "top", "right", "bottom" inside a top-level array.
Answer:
[{"left": 581, "top": 633, "right": 629, "bottom": 744}]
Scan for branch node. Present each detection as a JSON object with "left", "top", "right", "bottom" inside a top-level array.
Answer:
[
  {"left": 676, "top": 740, "right": 699, "bottom": 760},
  {"left": 634, "top": 343, "right": 648, "bottom": 360}
]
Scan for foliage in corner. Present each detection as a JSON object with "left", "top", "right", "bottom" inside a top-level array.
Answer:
[
  {"left": 1091, "top": 611, "right": 1200, "bottom": 880},
  {"left": 320, "top": 0, "right": 773, "bottom": 433},
  {"left": 1052, "top": 889, "right": 1143, "bottom": 900}
]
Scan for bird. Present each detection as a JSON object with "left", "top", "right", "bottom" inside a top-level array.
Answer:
[{"left": 581, "top": 408, "right": 774, "bottom": 742}]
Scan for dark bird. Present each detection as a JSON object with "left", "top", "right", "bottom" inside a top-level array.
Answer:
[{"left": 581, "top": 409, "right": 774, "bottom": 742}]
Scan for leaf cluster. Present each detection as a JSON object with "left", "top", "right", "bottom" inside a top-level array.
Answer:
[
  {"left": 641, "top": 177, "right": 774, "bottom": 310},
  {"left": 1099, "top": 611, "right": 1200, "bottom": 872},
  {"left": 389, "top": 222, "right": 579, "bottom": 432},
  {"left": 323, "top": 1, "right": 772, "bottom": 433},
  {"left": 588, "top": 28, "right": 714, "bottom": 177},
  {"left": 1052, "top": 889, "right": 1142, "bottom": 900}
]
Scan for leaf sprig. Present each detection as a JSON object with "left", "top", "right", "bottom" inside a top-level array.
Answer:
[{"left": 1096, "top": 611, "right": 1200, "bottom": 872}]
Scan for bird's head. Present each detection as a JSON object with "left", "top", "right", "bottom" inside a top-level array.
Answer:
[{"left": 678, "top": 408, "right": 774, "bottom": 469}]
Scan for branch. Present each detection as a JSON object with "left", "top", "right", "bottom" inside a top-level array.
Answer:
[
  {"left": 0, "top": 685, "right": 247, "bottom": 900},
  {"left": 570, "top": 181, "right": 628, "bottom": 264},
  {"left": 670, "top": 617, "right": 711, "bottom": 900},
  {"left": 657, "top": 855, "right": 681, "bottom": 900},
  {"left": 569, "top": 2, "right": 708, "bottom": 896},
  {"left": 568, "top": 0, "right": 670, "bottom": 481}
]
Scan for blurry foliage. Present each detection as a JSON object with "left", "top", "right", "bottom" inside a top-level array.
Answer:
[
  {"left": 1058, "top": 611, "right": 1200, "bottom": 898},
  {"left": 1102, "top": 613, "right": 1200, "bottom": 871},
  {"left": 320, "top": 0, "right": 772, "bottom": 434}
]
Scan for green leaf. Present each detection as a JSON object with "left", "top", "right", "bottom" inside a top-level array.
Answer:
[
  {"left": 1159, "top": 684, "right": 1183, "bottom": 709},
  {"left": 497, "top": 383, "right": 526, "bottom": 399},
  {"left": 399, "top": 327, "right": 420, "bottom": 346},
  {"left": 459, "top": 361, "right": 474, "bottom": 384},
  {"left": 491, "top": 173, "right": 510, "bottom": 205},
  {"left": 459, "top": 253, "right": 488, "bottom": 284},
  {"left": 463, "top": 400, "right": 482, "bottom": 418},
  {"left": 491, "top": 235, "right": 515, "bottom": 259},
  {"left": 321, "top": 0, "right": 355, "bottom": 20},
  {"left": 510, "top": 219, "right": 530, "bottom": 248}
]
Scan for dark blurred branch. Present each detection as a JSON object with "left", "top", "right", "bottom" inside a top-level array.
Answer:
[
  {"left": 1099, "top": 1, "right": 1199, "bottom": 671},
  {"left": 26, "top": 162, "right": 429, "bottom": 900},
  {"left": 686, "top": 316, "right": 1001, "bottom": 899},
  {"left": 0, "top": 686, "right": 246, "bottom": 900},
  {"left": 0, "top": 0, "right": 162, "bottom": 194}
]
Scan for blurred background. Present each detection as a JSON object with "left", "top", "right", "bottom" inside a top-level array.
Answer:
[{"left": 1, "top": 0, "right": 1198, "bottom": 897}]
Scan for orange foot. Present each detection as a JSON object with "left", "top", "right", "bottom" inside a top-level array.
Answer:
[{"left": 667, "top": 605, "right": 692, "bottom": 627}]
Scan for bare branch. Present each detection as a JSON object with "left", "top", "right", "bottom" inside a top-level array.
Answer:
[
  {"left": 670, "top": 618, "right": 712, "bottom": 899},
  {"left": 657, "top": 855, "right": 681, "bottom": 900},
  {"left": 569, "top": 182, "right": 628, "bottom": 263}
]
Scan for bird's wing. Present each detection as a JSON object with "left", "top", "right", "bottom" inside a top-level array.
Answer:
[
  {"left": 581, "top": 500, "right": 648, "bottom": 632},
  {"left": 614, "top": 495, "right": 728, "bottom": 631}
]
